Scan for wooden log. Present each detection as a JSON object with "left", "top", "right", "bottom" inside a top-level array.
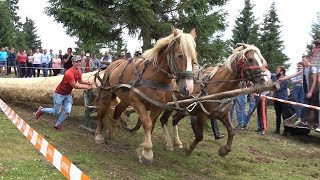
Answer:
[
  {"left": 167, "top": 83, "right": 280, "bottom": 106},
  {"left": 0, "top": 71, "right": 104, "bottom": 106}
]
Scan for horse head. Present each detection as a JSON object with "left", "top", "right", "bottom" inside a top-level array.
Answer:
[
  {"left": 167, "top": 28, "right": 197, "bottom": 96},
  {"left": 143, "top": 27, "right": 197, "bottom": 96},
  {"left": 228, "top": 43, "right": 268, "bottom": 85}
]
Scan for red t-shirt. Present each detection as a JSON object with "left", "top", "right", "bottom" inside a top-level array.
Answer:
[
  {"left": 17, "top": 53, "right": 27, "bottom": 64},
  {"left": 55, "top": 67, "right": 82, "bottom": 95}
]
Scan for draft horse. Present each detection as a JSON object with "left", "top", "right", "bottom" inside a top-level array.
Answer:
[
  {"left": 160, "top": 44, "right": 269, "bottom": 156},
  {"left": 95, "top": 28, "right": 197, "bottom": 165}
]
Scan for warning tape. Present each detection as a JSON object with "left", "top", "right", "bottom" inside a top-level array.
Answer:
[
  {"left": 259, "top": 94, "right": 320, "bottom": 110},
  {"left": 0, "top": 99, "right": 90, "bottom": 180}
]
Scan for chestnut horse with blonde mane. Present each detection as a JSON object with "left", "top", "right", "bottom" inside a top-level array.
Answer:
[
  {"left": 95, "top": 28, "right": 197, "bottom": 165},
  {"left": 160, "top": 43, "right": 269, "bottom": 156}
]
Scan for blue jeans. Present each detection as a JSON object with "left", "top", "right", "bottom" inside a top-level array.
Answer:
[
  {"left": 293, "top": 85, "right": 304, "bottom": 118},
  {"left": 42, "top": 63, "right": 48, "bottom": 77},
  {"left": 42, "top": 93, "right": 73, "bottom": 126},
  {"left": 230, "top": 95, "right": 247, "bottom": 127},
  {"left": 243, "top": 95, "right": 256, "bottom": 126}
]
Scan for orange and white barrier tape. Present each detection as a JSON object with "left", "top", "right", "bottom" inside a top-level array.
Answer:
[
  {"left": 0, "top": 99, "right": 90, "bottom": 180},
  {"left": 259, "top": 94, "right": 320, "bottom": 111}
]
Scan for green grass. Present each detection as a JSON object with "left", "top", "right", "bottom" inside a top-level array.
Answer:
[{"left": 1, "top": 102, "right": 320, "bottom": 179}]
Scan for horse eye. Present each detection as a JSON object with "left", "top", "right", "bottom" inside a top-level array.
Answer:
[
  {"left": 248, "top": 58, "right": 254, "bottom": 62},
  {"left": 178, "top": 54, "right": 183, "bottom": 58}
]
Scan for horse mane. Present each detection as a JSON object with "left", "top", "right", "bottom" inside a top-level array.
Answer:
[
  {"left": 142, "top": 29, "right": 197, "bottom": 66},
  {"left": 224, "top": 43, "right": 268, "bottom": 71}
]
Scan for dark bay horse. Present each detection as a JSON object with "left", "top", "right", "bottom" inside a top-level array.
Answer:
[
  {"left": 95, "top": 28, "right": 197, "bottom": 165},
  {"left": 160, "top": 44, "right": 270, "bottom": 155}
]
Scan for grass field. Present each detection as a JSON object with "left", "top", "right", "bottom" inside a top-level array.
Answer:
[{"left": 1, "top": 101, "right": 320, "bottom": 179}]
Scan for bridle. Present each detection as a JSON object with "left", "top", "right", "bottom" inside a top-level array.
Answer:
[
  {"left": 154, "top": 40, "right": 194, "bottom": 80},
  {"left": 236, "top": 56, "right": 267, "bottom": 83}
]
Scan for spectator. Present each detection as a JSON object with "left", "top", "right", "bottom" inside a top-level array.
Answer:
[
  {"left": 255, "top": 65, "right": 271, "bottom": 135},
  {"left": 6, "top": 48, "right": 17, "bottom": 77},
  {"left": 41, "top": 49, "right": 51, "bottom": 77},
  {"left": 100, "top": 52, "right": 112, "bottom": 70},
  {"left": 27, "top": 49, "right": 34, "bottom": 77},
  {"left": 0, "top": 47, "right": 8, "bottom": 75},
  {"left": 91, "top": 54, "right": 100, "bottom": 71},
  {"left": 32, "top": 48, "right": 42, "bottom": 77},
  {"left": 125, "top": 52, "right": 132, "bottom": 59},
  {"left": 230, "top": 82, "right": 247, "bottom": 129},
  {"left": 62, "top": 48, "right": 73, "bottom": 73},
  {"left": 33, "top": 55, "right": 92, "bottom": 130},
  {"left": 242, "top": 82, "right": 256, "bottom": 128},
  {"left": 16, "top": 50, "right": 28, "bottom": 78},
  {"left": 48, "top": 49, "right": 54, "bottom": 76},
  {"left": 82, "top": 53, "right": 93, "bottom": 73},
  {"left": 290, "top": 62, "right": 304, "bottom": 122},
  {"left": 52, "top": 54, "right": 62, "bottom": 76},
  {"left": 272, "top": 66, "right": 290, "bottom": 134},
  {"left": 58, "top": 50, "right": 64, "bottom": 74}
]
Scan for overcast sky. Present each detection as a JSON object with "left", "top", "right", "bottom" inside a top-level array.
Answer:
[{"left": 17, "top": 0, "right": 320, "bottom": 74}]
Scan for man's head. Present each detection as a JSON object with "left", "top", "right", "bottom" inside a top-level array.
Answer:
[
  {"left": 104, "top": 52, "right": 110, "bottom": 57},
  {"left": 36, "top": 48, "right": 40, "bottom": 53},
  {"left": 72, "top": 55, "right": 82, "bottom": 69},
  {"left": 1, "top": 47, "right": 4, "bottom": 52},
  {"left": 276, "top": 66, "right": 286, "bottom": 77},
  {"left": 59, "top": 50, "right": 62, "bottom": 54},
  {"left": 302, "top": 55, "right": 311, "bottom": 66},
  {"left": 67, "top": 48, "right": 72, "bottom": 54},
  {"left": 43, "top": 49, "right": 47, "bottom": 54},
  {"left": 86, "top": 53, "right": 90, "bottom": 58}
]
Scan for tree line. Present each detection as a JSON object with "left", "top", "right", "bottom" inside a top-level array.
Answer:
[
  {"left": 0, "top": 0, "right": 42, "bottom": 51},
  {"left": 1, "top": 0, "right": 319, "bottom": 72}
]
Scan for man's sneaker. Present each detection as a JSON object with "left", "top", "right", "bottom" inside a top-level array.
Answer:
[
  {"left": 315, "top": 127, "right": 320, "bottom": 132},
  {"left": 295, "top": 121, "right": 309, "bottom": 129},
  {"left": 34, "top": 106, "right": 44, "bottom": 119},
  {"left": 54, "top": 125, "right": 63, "bottom": 131}
]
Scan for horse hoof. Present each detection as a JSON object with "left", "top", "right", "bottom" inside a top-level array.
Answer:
[
  {"left": 174, "top": 143, "right": 183, "bottom": 149},
  {"left": 184, "top": 144, "right": 192, "bottom": 156},
  {"left": 218, "top": 146, "right": 230, "bottom": 157},
  {"left": 95, "top": 134, "right": 104, "bottom": 144},
  {"left": 138, "top": 155, "right": 153, "bottom": 166}
]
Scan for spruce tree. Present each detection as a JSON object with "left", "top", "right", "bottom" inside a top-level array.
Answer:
[
  {"left": 231, "top": 0, "right": 260, "bottom": 47},
  {"left": 0, "top": 0, "right": 16, "bottom": 47},
  {"left": 259, "top": 2, "right": 288, "bottom": 72},
  {"left": 306, "top": 12, "right": 320, "bottom": 56},
  {"left": 23, "top": 17, "right": 42, "bottom": 51}
]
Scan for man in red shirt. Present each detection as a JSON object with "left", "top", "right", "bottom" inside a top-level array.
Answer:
[{"left": 34, "top": 55, "right": 92, "bottom": 130}]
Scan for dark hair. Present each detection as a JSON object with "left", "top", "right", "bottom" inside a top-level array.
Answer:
[
  {"left": 297, "top": 61, "right": 304, "bottom": 67},
  {"left": 278, "top": 66, "right": 286, "bottom": 75}
]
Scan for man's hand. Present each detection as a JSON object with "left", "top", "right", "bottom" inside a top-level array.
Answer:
[{"left": 306, "top": 92, "right": 312, "bottom": 98}]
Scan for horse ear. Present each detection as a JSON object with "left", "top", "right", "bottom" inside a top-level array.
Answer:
[
  {"left": 172, "top": 27, "right": 179, "bottom": 37},
  {"left": 190, "top": 28, "right": 196, "bottom": 38}
]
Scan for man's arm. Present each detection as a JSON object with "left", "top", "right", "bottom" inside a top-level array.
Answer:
[
  {"left": 63, "top": 54, "right": 71, "bottom": 63},
  {"left": 309, "top": 72, "right": 317, "bottom": 95},
  {"left": 278, "top": 71, "right": 302, "bottom": 82},
  {"left": 69, "top": 81, "right": 92, "bottom": 90}
]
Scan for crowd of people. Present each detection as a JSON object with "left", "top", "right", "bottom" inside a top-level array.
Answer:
[
  {"left": 225, "top": 55, "right": 320, "bottom": 137},
  {"left": 0, "top": 46, "right": 140, "bottom": 78}
]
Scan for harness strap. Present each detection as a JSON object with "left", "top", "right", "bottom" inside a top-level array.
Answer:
[
  {"left": 118, "top": 60, "right": 132, "bottom": 84},
  {"left": 135, "top": 79, "right": 173, "bottom": 91}
]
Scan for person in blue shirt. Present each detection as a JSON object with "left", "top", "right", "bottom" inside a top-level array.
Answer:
[
  {"left": 273, "top": 66, "right": 290, "bottom": 134},
  {"left": 0, "top": 47, "right": 8, "bottom": 75}
]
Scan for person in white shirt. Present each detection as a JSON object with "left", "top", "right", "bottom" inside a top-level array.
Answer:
[{"left": 32, "top": 48, "right": 42, "bottom": 77}]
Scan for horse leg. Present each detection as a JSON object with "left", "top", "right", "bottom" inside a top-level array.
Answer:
[
  {"left": 132, "top": 103, "right": 154, "bottom": 165},
  {"left": 218, "top": 114, "right": 235, "bottom": 156},
  {"left": 95, "top": 90, "right": 112, "bottom": 144},
  {"left": 186, "top": 115, "right": 205, "bottom": 156},
  {"left": 172, "top": 111, "right": 187, "bottom": 149},
  {"left": 113, "top": 101, "right": 128, "bottom": 127},
  {"left": 160, "top": 110, "right": 174, "bottom": 151}
]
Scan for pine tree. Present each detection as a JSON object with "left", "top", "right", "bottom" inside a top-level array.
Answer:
[
  {"left": 306, "top": 12, "right": 320, "bottom": 56},
  {"left": 23, "top": 17, "right": 42, "bottom": 51},
  {"left": 0, "top": 0, "right": 16, "bottom": 47},
  {"left": 231, "top": 0, "right": 260, "bottom": 47},
  {"left": 259, "top": 2, "right": 288, "bottom": 72}
]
